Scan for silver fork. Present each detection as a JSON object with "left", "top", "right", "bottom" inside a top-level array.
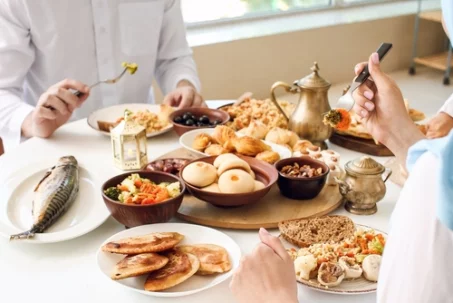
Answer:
[{"left": 73, "top": 67, "right": 128, "bottom": 97}]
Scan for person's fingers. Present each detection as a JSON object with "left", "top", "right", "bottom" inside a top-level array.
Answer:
[
  {"left": 367, "top": 52, "right": 387, "bottom": 88},
  {"left": 53, "top": 87, "right": 83, "bottom": 111},
  {"left": 54, "top": 78, "right": 89, "bottom": 93},
  {"left": 163, "top": 92, "right": 179, "bottom": 107},
  {"left": 193, "top": 94, "right": 205, "bottom": 107},
  {"left": 354, "top": 62, "right": 367, "bottom": 76},
  {"left": 258, "top": 228, "right": 290, "bottom": 261},
  {"left": 36, "top": 106, "right": 57, "bottom": 120},
  {"left": 44, "top": 95, "right": 70, "bottom": 116},
  {"left": 178, "top": 89, "right": 195, "bottom": 109},
  {"left": 354, "top": 86, "right": 375, "bottom": 111},
  {"left": 353, "top": 103, "right": 369, "bottom": 119}
]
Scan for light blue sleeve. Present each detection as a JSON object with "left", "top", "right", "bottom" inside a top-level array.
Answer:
[
  {"left": 406, "top": 130, "right": 453, "bottom": 230},
  {"left": 442, "top": 0, "right": 453, "bottom": 42}
]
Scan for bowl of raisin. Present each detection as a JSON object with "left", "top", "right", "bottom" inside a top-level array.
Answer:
[{"left": 169, "top": 107, "right": 230, "bottom": 136}]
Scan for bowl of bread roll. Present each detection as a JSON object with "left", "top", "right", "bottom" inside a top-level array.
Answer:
[{"left": 180, "top": 153, "right": 278, "bottom": 207}]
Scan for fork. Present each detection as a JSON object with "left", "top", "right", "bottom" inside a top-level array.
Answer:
[{"left": 73, "top": 67, "right": 128, "bottom": 97}]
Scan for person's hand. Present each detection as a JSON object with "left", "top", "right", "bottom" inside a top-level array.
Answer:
[
  {"left": 229, "top": 228, "right": 298, "bottom": 303},
  {"left": 22, "top": 79, "right": 90, "bottom": 138},
  {"left": 352, "top": 53, "right": 424, "bottom": 164},
  {"left": 163, "top": 80, "right": 205, "bottom": 109},
  {"left": 426, "top": 112, "right": 453, "bottom": 138}
]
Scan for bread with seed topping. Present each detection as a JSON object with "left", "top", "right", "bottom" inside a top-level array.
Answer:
[{"left": 278, "top": 215, "right": 355, "bottom": 248}]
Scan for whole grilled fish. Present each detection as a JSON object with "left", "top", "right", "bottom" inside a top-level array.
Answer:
[{"left": 10, "top": 156, "right": 79, "bottom": 240}]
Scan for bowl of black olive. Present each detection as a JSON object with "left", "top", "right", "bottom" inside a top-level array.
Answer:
[{"left": 169, "top": 107, "right": 230, "bottom": 136}]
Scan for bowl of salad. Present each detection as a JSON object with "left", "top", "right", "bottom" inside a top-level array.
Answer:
[{"left": 101, "top": 171, "right": 185, "bottom": 227}]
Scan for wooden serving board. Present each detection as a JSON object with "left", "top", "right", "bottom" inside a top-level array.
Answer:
[
  {"left": 155, "top": 148, "right": 343, "bottom": 230},
  {"left": 329, "top": 133, "right": 394, "bottom": 157}
]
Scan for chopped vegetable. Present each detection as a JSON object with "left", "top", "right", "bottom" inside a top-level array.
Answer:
[
  {"left": 355, "top": 254, "right": 367, "bottom": 264},
  {"left": 109, "top": 173, "right": 180, "bottom": 205},
  {"left": 368, "top": 237, "right": 384, "bottom": 254},
  {"left": 104, "top": 187, "right": 121, "bottom": 200},
  {"left": 323, "top": 109, "right": 351, "bottom": 131}
]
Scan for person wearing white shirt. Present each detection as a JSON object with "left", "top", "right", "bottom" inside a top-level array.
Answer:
[
  {"left": 426, "top": 16, "right": 453, "bottom": 139},
  {"left": 0, "top": 0, "right": 204, "bottom": 152}
]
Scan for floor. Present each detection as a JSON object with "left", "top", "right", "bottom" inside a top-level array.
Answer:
[{"left": 282, "top": 66, "right": 453, "bottom": 120}]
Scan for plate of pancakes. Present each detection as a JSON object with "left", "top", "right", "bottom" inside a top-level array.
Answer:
[{"left": 96, "top": 223, "right": 241, "bottom": 297}]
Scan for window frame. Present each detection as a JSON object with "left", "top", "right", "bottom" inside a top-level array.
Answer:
[{"left": 184, "top": 0, "right": 411, "bottom": 29}]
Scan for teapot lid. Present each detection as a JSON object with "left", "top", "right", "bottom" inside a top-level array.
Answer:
[
  {"left": 345, "top": 156, "right": 385, "bottom": 175},
  {"left": 294, "top": 62, "right": 331, "bottom": 89}
]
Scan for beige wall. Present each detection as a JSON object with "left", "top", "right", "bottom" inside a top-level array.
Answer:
[{"left": 155, "top": 14, "right": 446, "bottom": 101}]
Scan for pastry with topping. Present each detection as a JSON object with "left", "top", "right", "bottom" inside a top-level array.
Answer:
[{"left": 323, "top": 109, "right": 351, "bottom": 131}]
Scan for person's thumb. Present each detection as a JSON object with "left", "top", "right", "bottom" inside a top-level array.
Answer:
[
  {"left": 367, "top": 52, "right": 386, "bottom": 87},
  {"left": 259, "top": 228, "right": 289, "bottom": 260}
]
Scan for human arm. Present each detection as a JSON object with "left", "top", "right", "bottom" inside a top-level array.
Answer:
[
  {"left": 154, "top": 0, "right": 204, "bottom": 108},
  {"left": 229, "top": 228, "right": 298, "bottom": 303},
  {"left": 0, "top": 0, "right": 90, "bottom": 145}
]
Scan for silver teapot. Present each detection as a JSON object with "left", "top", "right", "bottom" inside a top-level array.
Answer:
[{"left": 336, "top": 156, "right": 392, "bottom": 215}]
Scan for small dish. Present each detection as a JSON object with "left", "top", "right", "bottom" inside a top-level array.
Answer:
[
  {"left": 169, "top": 108, "right": 230, "bottom": 137},
  {"left": 87, "top": 104, "right": 173, "bottom": 138},
  {"left": 101, "top": 171, "right": 185, "bottom": 227},
  {"left": 275, "top": 157, "right": 329, "bottom": 200},
  {"left": 144, "top": 158, "right": 191, "bottom": 176},
  {"left": 96, "top": 223, "right": 241, "bottom": 298},
  {"left": 180, "top": 155, "right": 278, "bottom": 207}
]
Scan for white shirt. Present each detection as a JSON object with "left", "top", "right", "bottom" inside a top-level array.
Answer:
[
  {"left": 440, "top": 93, "right": 453, "bottom": 117},
  {"left": 0, "top": 0, "right": 200, "bottom": 151},
  {"left": 377, "top": 152, "right": 453, "bottom": 303}
]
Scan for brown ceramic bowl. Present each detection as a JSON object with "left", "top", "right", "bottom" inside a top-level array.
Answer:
[
  {"left": 169, "top": 107, "right": 230, "bottom": 137},
  {"left": 101, "top": 171, "right": 186, "bottom": 227},
  {"left": 275, "top": 156, "right": 329, "bottom": 200},
  {"left": 181, "top": 155, "right": 278, "bottom": 207}
]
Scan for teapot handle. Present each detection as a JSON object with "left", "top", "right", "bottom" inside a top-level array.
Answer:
[
  {"left": 270, "top": 81, "right": 297, "bottom": 121},
  {"left": 383, "top": 167, "right": 392, "bottom": 183}
]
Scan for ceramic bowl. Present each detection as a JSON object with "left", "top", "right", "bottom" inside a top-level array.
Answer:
[
  {"left": 169, "top": 107, "right": 230, "bottom": 137},
  {"left": 275, "top": 156, "right": 329, "bottom": 200},
  {"left": 101, "top": 171, "right": 185, "bottom": 227},
  {"left": 180, "top": 155, "right": 278, "bottom": 207}
]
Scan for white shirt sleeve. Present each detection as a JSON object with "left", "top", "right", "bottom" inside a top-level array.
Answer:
[
  {"left": 439, "top": 93, "right": 453, "bottom": 117},
  {"left": 154, "top": 0, "right": 201, "bottom": 95},
  {"left": 0, "top": 0, "right": 35, "bottom": 150},
  {"left": 377, "top": 152, "right": 453, "bottom": 302}
]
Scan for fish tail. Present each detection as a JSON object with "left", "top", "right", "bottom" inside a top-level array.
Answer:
[{"left": 9, "top": 230, "right": 36, "bottom": 241}]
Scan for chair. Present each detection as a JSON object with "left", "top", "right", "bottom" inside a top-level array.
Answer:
[{"left": 0, "top": 137, "right": 4, "bottom": 156}]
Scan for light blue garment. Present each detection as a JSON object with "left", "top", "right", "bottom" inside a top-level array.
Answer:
[
  {"left": 442, "top": 0, "right": 453, "bottom": 41},
  {"left": 406, "top": 130, "right": 453, "bottom": 230}
]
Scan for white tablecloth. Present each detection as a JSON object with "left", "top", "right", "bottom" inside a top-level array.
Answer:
[{"left": 0, "top": 101, "right": 402, "bottom": 303}]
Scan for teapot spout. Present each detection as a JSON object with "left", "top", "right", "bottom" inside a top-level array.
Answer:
[{"left": 334, "top": 177, "right": 351, "bottom": 196}]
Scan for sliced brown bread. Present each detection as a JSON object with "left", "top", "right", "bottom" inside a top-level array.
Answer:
[{"left": 278, "top": 215, "right": 355, "bottom": 248}]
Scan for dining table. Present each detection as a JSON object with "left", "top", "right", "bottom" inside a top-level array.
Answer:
[{"left": 0, "top": 100, "right": 403, "bottom": 303}]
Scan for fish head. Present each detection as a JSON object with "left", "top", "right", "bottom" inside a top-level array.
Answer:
[{"left": 58, "top": 156, "right": 78, "bottom": 166}]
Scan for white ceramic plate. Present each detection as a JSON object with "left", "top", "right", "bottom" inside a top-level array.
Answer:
[
  {"left": 87, "top": 103, "right": 173, "bottom": 138},
  {"left": 179, "top": 128, "right": 292, "bottom": 159},
  {"left": 283, "top": 224, "right": 388, "bottom": 295},
  {"left": 96, "top": 223, "right": 241, "bottom": 298},
  {"left": 0, "top": 158, "right": 110, "bottom": 244}
]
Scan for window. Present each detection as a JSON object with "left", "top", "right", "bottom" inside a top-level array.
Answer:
[{"left": 181, "top": 0, "right": 398, "bottom": 25}]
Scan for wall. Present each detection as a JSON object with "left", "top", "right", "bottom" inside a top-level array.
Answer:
[{"left": 154, "top": 14, "right": 446, "bottom": 101}]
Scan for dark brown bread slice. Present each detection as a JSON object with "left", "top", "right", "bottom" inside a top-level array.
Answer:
[{"left": 278, "top": 215, "right": 355, "bottom": 248}]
